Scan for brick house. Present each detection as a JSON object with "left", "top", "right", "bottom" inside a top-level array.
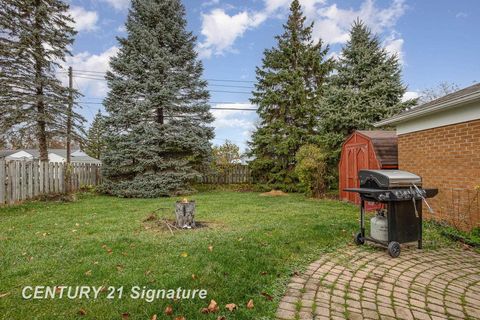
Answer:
[{"left": 376, "top": 83, "right": 480, "bottom": 230}]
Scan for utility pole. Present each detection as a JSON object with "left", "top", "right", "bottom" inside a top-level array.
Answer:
[{"left": 66, "top": 66, "right": 73, "bottom": 193}]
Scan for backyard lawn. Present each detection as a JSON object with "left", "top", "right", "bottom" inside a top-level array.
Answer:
[{"left": 0, "top": 191, "right": 451, "bottom": 319}]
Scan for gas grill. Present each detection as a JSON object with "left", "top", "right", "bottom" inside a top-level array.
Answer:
[{"left": 345, "top": 170, "right": 438, "bottom": 257}]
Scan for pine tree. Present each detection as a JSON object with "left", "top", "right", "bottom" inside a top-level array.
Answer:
[
  {"left": 101, "top": 0, "right": 214, "bottom": 198},
  {"left": 85, "top": 110, "right": 106, "bottom": 160},
  {"left": 0, "top": 0, "right": 85, "bottom": 160},
  {"left": 319, "top": 20, "right": 414, "bottom": 164},
  {"left": 247, "top": 0, "right": 333, "bottom": 189}
]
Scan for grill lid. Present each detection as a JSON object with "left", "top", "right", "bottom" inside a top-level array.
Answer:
[{"left": 359, "top": 170, "right": 422, "bottom": 188}]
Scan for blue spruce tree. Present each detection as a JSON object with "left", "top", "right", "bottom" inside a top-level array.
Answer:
[{"left": 101, "top": 0, "right": 214, "bottom": 197}]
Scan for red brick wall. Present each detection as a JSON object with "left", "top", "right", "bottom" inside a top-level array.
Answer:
[{"left": 398, "top": 119, "right": 480, "bottom": 230}]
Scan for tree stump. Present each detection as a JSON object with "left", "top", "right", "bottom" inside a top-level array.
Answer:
[{"left": 175, "top": 200, "right": 196, "bottom": 229}]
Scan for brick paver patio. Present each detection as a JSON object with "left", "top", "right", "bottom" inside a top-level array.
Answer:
[{"left": 277, "top": 247, "right": 480, "bottom": 320}]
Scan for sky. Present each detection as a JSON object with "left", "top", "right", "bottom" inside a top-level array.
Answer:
[{"left": 61, "top": 0, "right": 480, "bottom": 151}]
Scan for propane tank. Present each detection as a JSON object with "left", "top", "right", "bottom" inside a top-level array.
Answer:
[{"left": 371, "top": 211, "right": 388, "bottom": 242}]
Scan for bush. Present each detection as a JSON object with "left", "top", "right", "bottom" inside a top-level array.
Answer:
[{"left": 295, "top": 144, "right": 328, "bottom": 197}]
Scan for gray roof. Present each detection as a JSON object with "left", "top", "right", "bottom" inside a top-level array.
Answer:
[
  {"left": 0, "top": 149, "right": 101, "bottom": 164},
  {"left": 376, "top": 83, "right": 480, "bottom": 127}
]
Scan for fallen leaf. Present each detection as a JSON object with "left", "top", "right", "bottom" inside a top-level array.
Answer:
[
  {"left": 107, "top": 248, "right": 113, "bottom": 254},
  {"left": 121, "top": 312, "right": 130, "bottom": 319},
  {"left": 246, "top": 299, "right": 254, "bottom": 309},
  {"left": 260, "top": 271, "right": 268, "bottom": 276},
  {"left": 75, "top": 223, "right": 80, "bottom": 227},
  {"left": 217, "top": 317, "right": 226, "bottom": 320},
  {"left": 55, "top": 287, "right": 62, "bottom": 294},
  {"left": 93, "top": 261, "right": 99, "bottom": 265},
  {"left": 116, "top": 265, "right": 124, "bottom": 272},
  {"left": 261, "top": 292, "right": 273, "bottom": 301},
  {"left": 200, "top": 308, "right": 209, "bottom": 314},
  {"left": 208, "top": 245, "right": 213, "bottom": 252},
  {"left": 180, "top": 252, "right": 188, "bottom": 258},
  {"left": 85, "top": 270, "right": 92, "bottom": 276},
  {"left": 72, "top": 229, "right": 77, "bottom": 233},
  {"left": 164, "top": 305, "right": 173, "bottom": 316},
  {"left": 101, "top": 244, "right": 107, "bottom": 249},
  {"left": 151, "top": 315, "right": 157, "bottom": 320},
  {"left": 78, "top": 308, "right": 87, "bottom": 316},
  {"left": 100, "top": 286, "right": 107, "bottom": 292},
  {"left": 145, "top": 270, "right": 152, "bottom": 276},
  {"left": 174, "top": 317, "right": 185, "bottom": 320},
  {"left": 225, "top": 303, "right": 237, "bottom": 312},
  {"left": 0, "top": 292, "right": 10, "bottom": 298},
  {"left": 191, "top": 274, "right": 196, "bottom": 280},
  {"left": 208, "top": 299, "right": 219, "bottom": 313}
]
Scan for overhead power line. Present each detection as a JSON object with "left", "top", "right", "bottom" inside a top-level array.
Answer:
[
  {"left": 78, "top": 102, "right": 257, "bottom": 111},
  {"left": 58, "top": 69, "right": 256, "bottom": 83}
]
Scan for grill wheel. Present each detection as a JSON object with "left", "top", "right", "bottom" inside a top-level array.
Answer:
[
  {"left": 388, "top": 241, "right": 401, "bottom": 258},
  {"left": 354, "top": 232, "right": 365, "bottom": 245}
]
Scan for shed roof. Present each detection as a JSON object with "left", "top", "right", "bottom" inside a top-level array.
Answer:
[{"left": 357, "top": 130, "right": 398, "bottom": 167}]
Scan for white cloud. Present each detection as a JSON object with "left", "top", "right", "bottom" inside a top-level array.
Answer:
[
  {"left": 58, "top": 46, "right": 119, "bottom": 97},
  {"left": 211, "top": 103, "right": 257, "bottom": 130},
  {"left": 117, "top": 25, "right": 127, "bottom": 33},
  {"left": 102, "top": 0, "right": 130, "bottom": 11},
  {"left": 456, "top": 12, "right": 468, "bottom": 19},
  {"left": 199, "top": 0, "right": 407, "bottom": 59},
  {"left": 197, "top": 9, "right": 267, "bottom": 58},
  {"left": 384, "top": 32, "right": 404, "bottom": 64},
  {"left": 313, "top": 0, "right": 407, "bottom": 45},
  {"left": 202, "top": 0, "right": 220, "bottom": 7},
  {"left": 402, "top": 91, "right": 419, "bottom": 102},
  {"left": 68, "top": 6, "right": 99, "bottom": 32}
]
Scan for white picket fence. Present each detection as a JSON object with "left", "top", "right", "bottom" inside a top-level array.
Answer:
[{"left": 0, "top": 160, "right": 102, "bottom": 205}]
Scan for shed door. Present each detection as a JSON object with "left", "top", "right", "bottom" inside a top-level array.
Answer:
[{"left": 346, "top": 145, "right": 368, "bottom": 204}]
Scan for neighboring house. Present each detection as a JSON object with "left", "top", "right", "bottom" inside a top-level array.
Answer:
[
  {"left": 0, "top": 149, "right": 101, "bottom": 165},
  {"left": 376, "top": 83, "right": 480, "bottom": 230}
]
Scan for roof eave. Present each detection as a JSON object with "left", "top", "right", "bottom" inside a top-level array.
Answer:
[{"left": 375, "top": 91, "right": 480, "bottom": 127}]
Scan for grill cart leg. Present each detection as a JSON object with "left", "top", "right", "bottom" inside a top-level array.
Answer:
[
  {"left": 418, "top": 208, "right": 423, "bottom": 249},
  {"left": 360, "top": 200, "right": 365, "bottom": 238},
  {"left": 355, "top": 200, "right": 366, "bottom": 245}
]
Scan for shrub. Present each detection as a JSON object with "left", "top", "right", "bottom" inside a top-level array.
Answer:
[{"left": 295, "top": 144, "right": 328, "bottom": 197}]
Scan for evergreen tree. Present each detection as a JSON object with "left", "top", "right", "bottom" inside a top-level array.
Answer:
[
  {"left": 319, "top": 20, "right": 414, "bottom": 164},
  {"left": 248, "top": 0, "right": 333, "bottom": 189},
  {"left": 85, "top": 110, "right": 106, "bottom": 160},
  {"left": 0, "top": 0, "right": 84, "bottom": 160},
  {"left": 102, "top": 0, "right": 214, "bottom": 198}
]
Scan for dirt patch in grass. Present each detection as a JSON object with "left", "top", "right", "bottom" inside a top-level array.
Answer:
[{"left": 260, "top": 190, "right": 288, "bottom": 197}]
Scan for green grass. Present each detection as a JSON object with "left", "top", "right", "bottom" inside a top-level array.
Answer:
[{"left": 0, "top": 191, "right": 453, "bottom": 319}]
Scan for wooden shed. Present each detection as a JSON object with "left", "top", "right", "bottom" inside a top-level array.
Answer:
[{"left": 339, "top": 130, "right": 398, "bottom": 209}]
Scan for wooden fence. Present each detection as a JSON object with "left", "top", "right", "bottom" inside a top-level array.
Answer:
[
  {"left": 199, "top": 164, "right": 252, "bottom": 184},
  {"left": 0, "top": 160, "right": 102, "bottom": 205}
]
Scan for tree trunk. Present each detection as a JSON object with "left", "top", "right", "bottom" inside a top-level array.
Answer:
[
  {"left": 175, "top": 201, "right": 196, "bottom": 228},
  {"left": 34, "top": 0, "right": 48, "bottom": 162},
  {"left": 156, "top": 107, "right": 164, "bottom": 124}
]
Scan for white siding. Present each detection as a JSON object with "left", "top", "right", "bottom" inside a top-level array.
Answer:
[{"left": 397, "top": 101, "right": 480, "bottom": 135}]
